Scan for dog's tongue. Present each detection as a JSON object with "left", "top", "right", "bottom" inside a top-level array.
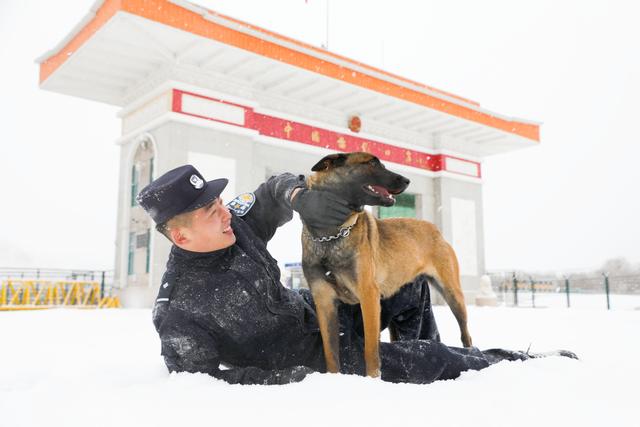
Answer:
[{"left": 371, "top": 185, "right": 390, "bottom": 197}]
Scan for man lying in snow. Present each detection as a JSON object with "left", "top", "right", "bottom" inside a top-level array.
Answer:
[{"left": 137, "top": 164, "right": 576, "bottom": 385}]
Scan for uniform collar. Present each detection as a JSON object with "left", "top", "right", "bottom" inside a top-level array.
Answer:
[{"left": 170, "top": 243, "right": 232, "bottom": 264}]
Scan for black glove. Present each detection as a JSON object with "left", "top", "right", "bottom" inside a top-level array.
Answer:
[
  {"left": 291, "top": 188, "right": 352, "bottom": 229},
  {"left": 272, "top": 366, "right": 315, "bottom": 385}
]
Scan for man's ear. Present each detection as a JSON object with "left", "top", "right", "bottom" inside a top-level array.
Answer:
[
  {"left": 170, "top": 227, "right": 188, "bottom": 246},
  {"left": 311, "top": 153, "right": 348, "bottom": 172}
]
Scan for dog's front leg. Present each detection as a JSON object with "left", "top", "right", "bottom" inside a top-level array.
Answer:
[
  {"left": 309, "top": 279, "right": 340, "bottom": 374},
  {"left": 338, "top": 266, "right": 381, "bottom": 378},
  {"left": 360, "top": 282, "right": 381, "bottom": 378}
]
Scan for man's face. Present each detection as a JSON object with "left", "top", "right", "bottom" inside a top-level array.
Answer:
[{"left": 171, "top": 198, "right": 236, "bottom": 252}]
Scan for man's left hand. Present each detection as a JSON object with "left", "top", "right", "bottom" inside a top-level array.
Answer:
[{"left": 291, "top": 188, "right": 352, "bottom": 229}]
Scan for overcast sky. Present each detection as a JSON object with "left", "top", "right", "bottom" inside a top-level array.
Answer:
[{"left": 1, "top": 0, "right": 638, "bottom": 273}]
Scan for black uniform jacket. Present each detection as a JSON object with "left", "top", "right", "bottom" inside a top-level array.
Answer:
[
  {"left": 152, "top": 173, "right": 327, "bottom": 385},
  {"left": 152, "top": 173, "right": 444, "bottom": 385}
]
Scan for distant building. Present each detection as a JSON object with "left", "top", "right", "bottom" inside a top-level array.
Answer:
[{"left": 38, "top": 0, "right": 539, "bottom": 307}]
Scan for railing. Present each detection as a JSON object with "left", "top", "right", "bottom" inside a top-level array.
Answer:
[
  {"left": 488, "top": 272, "right": 640, "bottom": 310},
  {"left": 0, "top": 267, "right": 114, "bottom": 283},
  {"left": 0, "top": 268, "right": 119, "bottom": 310}
]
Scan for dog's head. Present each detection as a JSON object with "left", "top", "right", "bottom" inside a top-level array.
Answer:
[{"left": 308, "top": 152, "right": 410, "bottom": 207}]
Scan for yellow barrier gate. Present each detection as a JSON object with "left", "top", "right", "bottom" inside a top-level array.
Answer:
[{"left": 0, "top": 280, "right": 120, "bottom": 311}]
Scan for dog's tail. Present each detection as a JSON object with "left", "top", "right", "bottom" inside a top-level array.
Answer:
[{"left": 425, "top": 275, "right": 443, "bottom": 296}]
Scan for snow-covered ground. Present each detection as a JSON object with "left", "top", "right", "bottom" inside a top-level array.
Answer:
[
  {"left": 497, "top": 291, "right": 640, "bottom": 310},
  {"left": 1, "top": 304, "right": 638, "bottom": 427}
]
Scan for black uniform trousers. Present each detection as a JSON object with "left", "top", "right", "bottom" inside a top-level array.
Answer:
[{"left": 301, "top": 275, "right": 523, "bottom": 384}]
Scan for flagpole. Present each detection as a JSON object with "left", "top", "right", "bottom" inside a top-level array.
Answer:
[{"left": 325, "top": 0, "right": 329, "bottom": 50}]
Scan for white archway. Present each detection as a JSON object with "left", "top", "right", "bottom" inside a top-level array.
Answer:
[{"left": 125, "top": 133, "right": 157, "bottom": 288}]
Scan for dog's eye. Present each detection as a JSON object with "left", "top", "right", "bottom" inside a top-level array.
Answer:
[{"left": 369, "top": 158, "right": 384, "bottom": 168}]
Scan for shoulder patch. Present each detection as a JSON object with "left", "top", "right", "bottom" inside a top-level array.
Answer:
[
  {"left": 156, "top": 280, "right": 175, "bottom": 303},
  {"left": 226, "top": 192, "right": 255, "bottom": 217}
]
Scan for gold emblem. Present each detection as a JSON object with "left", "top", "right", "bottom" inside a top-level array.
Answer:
[
  {"left": 311, "top": 130, "right": 320, "bottom": 143},
  {"left": 361, "top": 141, "right": 369, "bottom": 152},
  {"left": 384, "top": 149, "right": 391, "bottom": 157},
  {"left": 337, "top": 136, "right": 347, "bottom": 150},
  {"left": 284, "top": 122, "right": 293, "bottom": 138},
  {"left": 405, "top": 150, "right": 412, "bottom": 163}
]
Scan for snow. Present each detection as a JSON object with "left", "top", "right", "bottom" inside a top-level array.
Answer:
[{"left": 1, "top": 305, "right": 638, "bottom": 427}]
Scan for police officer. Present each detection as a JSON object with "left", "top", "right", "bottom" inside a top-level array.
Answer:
[{"left": 138, "top": 165, "right": 576, "bottom": 385}]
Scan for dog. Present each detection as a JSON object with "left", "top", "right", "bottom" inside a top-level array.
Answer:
[{"left": 301, "top": 152, "right": 472, "bottom": 378}]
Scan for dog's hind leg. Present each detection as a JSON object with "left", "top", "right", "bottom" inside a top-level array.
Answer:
[
  {"left": 442, "top": 283, "right": 472, "bottom": 347},
  {"left": 309, "top": 279, "right": 341, "bottom": 374},
  {"left": 432, "top": 253, "right": 473, "bottom": 347}
]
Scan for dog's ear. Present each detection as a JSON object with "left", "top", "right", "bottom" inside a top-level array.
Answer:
[{"left": 311, "top": 153, "right": 348, "bottom": 172}]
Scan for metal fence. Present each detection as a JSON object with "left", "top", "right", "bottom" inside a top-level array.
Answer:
[
  {"left": 0, "top": 268, "right": 115, "bottom": 297},
  {"left": 488, "top": 272, "right": 640, "bottom": 310}
]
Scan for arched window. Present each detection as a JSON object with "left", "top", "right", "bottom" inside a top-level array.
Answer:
[
  {"left": 145, "top": 229, "right": 151, "bottom": 273},
  {"left": 127, "top": 135, "right": 156, "bottom": 284},
  {"left": 130, "top": 165, "right": 139, "bottom": 207},
  {"left": 127, "top": 232, "right": 135, "bottom": 275}
]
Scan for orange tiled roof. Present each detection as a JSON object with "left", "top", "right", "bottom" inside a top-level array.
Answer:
[{"left": 38, "top": 0, "right": 539, "bottom": 141}]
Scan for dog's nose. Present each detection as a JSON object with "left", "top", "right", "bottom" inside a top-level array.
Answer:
[{"left": 401, "top": 177, "right": 410, "bottom": 186}]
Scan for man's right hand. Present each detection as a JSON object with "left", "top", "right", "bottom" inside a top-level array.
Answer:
[{"left": 291, "top": 189, "right": 352, "bottom": 229}]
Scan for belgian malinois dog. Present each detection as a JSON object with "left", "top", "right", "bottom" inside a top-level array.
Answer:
[{"left": 301, "top": 152, "right": 472, "bottom": 378}]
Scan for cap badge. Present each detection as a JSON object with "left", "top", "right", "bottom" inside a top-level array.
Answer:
[{"left": 189, "top": 174, "right": 204, "bottom": 189}]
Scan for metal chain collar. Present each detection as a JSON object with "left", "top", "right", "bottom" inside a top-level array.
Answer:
[{"left": 309, "top": 224, "right": 355, "bottom": 243}]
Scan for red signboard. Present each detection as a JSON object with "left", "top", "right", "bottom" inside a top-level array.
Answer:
[{"left": 172, "top": 89, "right": 480, "bottom": 178}]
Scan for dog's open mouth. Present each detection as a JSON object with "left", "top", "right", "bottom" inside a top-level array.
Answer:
[{"left": 363, "top": 184, "right": 398, "bottom": 204}]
